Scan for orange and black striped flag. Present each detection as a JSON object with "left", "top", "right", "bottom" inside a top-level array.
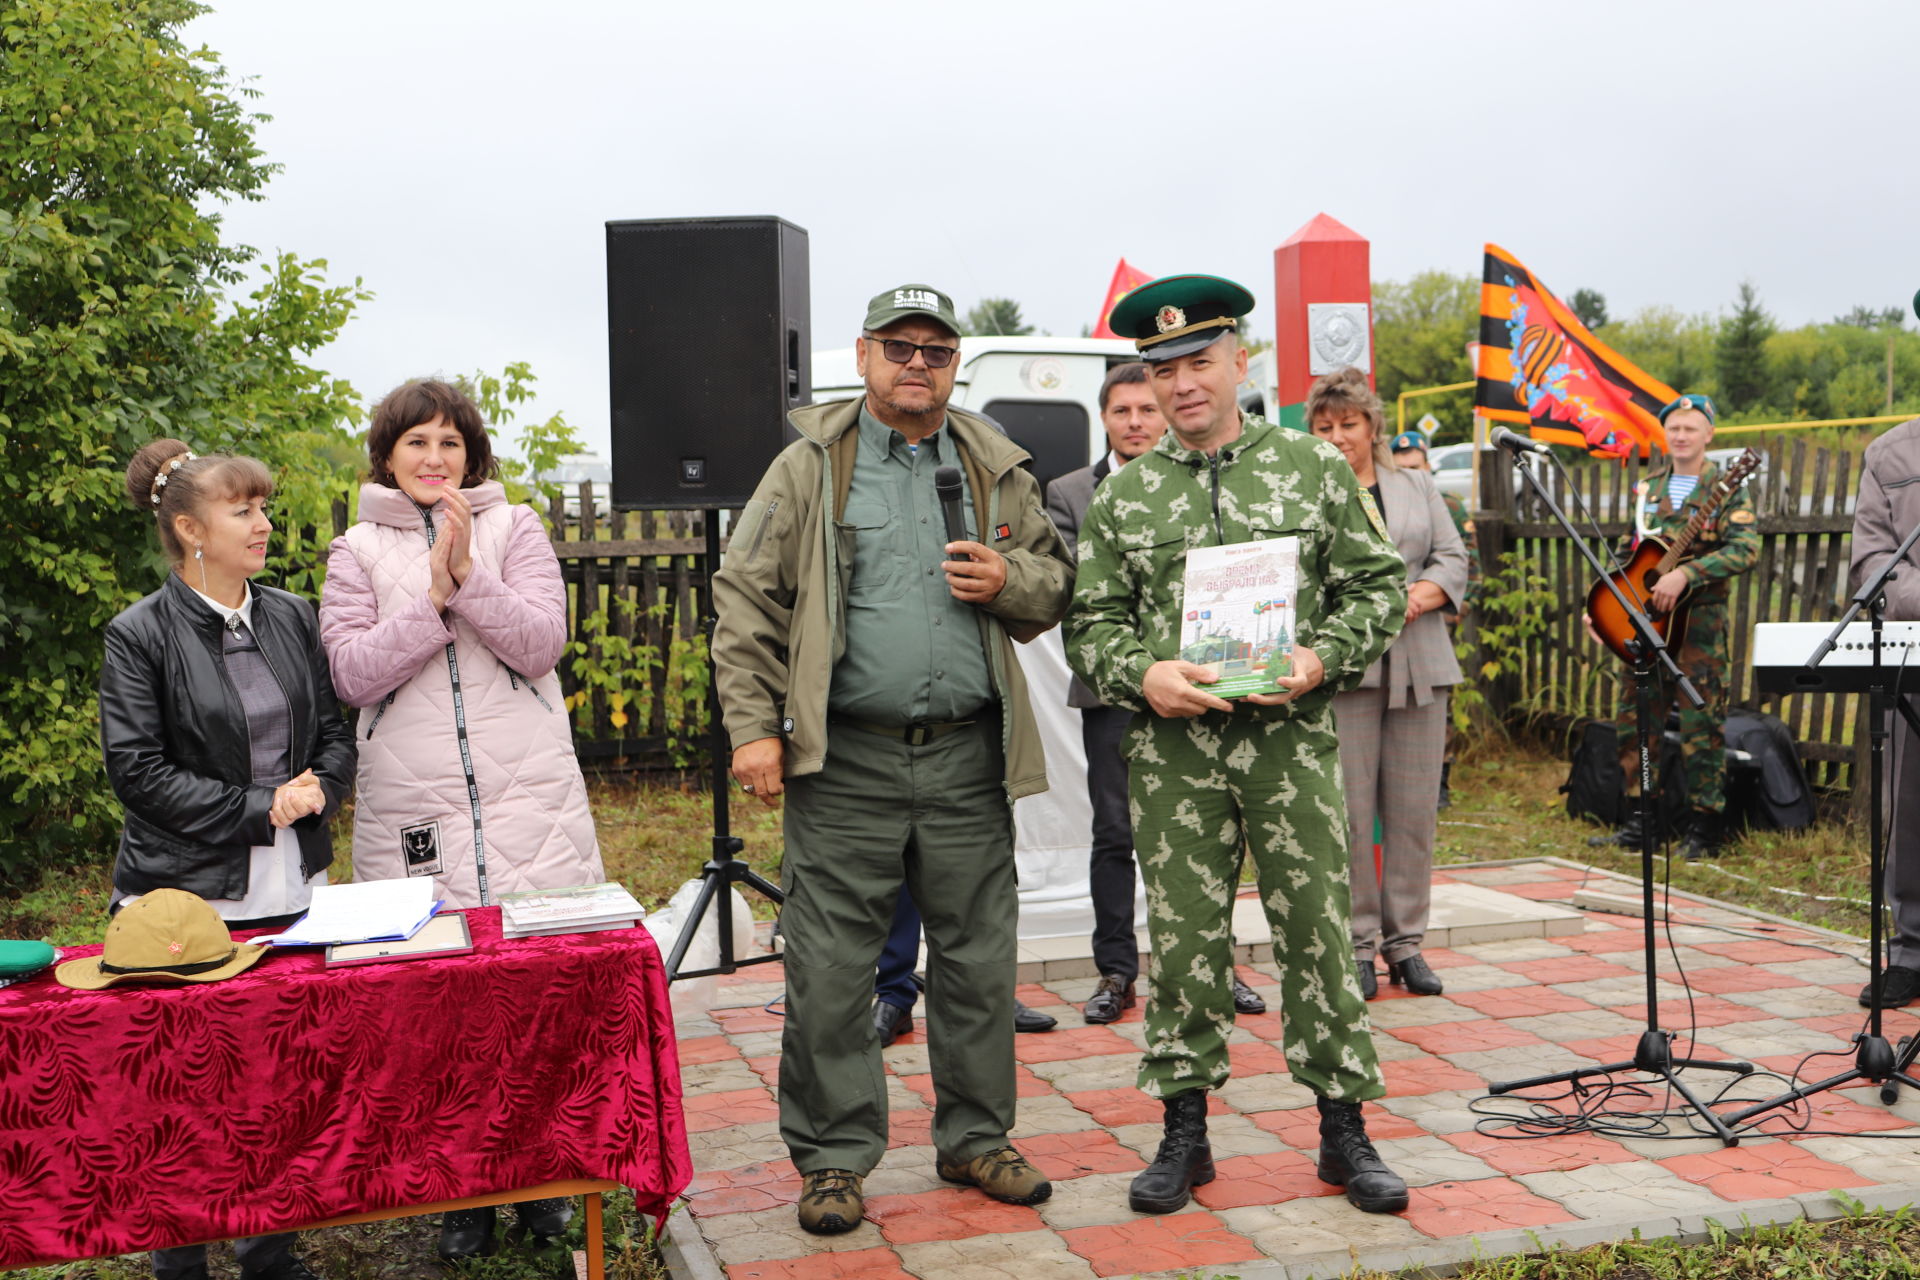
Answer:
[{"left": 1475, "top": 244, "right": 1675, "bottom": 458}]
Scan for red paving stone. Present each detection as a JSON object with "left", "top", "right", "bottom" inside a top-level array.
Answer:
[
  {"left": 1498, "top": 881, "right": 1582, "bottom": 900},
  {"left": 685, "top": 1086, "right": 781, "bottom": 1133},
  {"left": 1416, "top": 948, "right": 1480, "bottom": 970},
  {"left": 1011, "top": 1024, "right": 1137, "bottom": 1064},
  {"left": 1560, "top": 928, "right": 1655, "bottom": 954},
  {"left": 1447, "top": 985, "right": 1599, "bottom": 1019},
  {"left": 1497, "top": 954, "right": 1639, "bottom": 985},
  {"left": 1559, "top": 1033, "right": 1732, "bottom": 1064},
  {"left": 1387, "top": 1017, "right": 1548, "bottom": 1056},
  {"left": 885, "top": 1107, "right": 934, "bottom": 1149},
  {"left": 1380, "top": 1057, "right": 1489, "bottom": 1097},
  {"left": 1693, "top": 939, "right": 1834, "bottom": 965},
  {"left": 686, "top": 1159, "right": 801, "bottom": 1217},
  {"left": 1739, "top": 1095, "right": 1919, "bottom": 1137},
  {"left": 1680, "top": 965, "right": 1812, "bottom": 995},
  {"left": 1059, "top": 1211, "right": 1265, "bottom": 1277},
  {"left": 895, "top": 1064, "right": 1054, "bottom": 1106},
  {"left": 745, "top": 1055, "right": 781, "bottom": 1088},
  {"left": 716, "top": 961, "right": 785, "bottom": 986},
  {"left": 1064, "top": 1087, "right": 1232, "bottom": 1128},
  {"left": 865, "top": 1186, "right": 1047, "bottom": 1244},
  {"left": 1441, "top": 1128, "right": 1639, "bottom": 1175},
  {"left": 725, "top": 1248, "right": 911, "bottom": 1280},
  {"left": 1660, "top": 1143, "right": 1875, "bottom": 1199},
  {"left": 1226, "top": 1038, "right": 1296, "bottom": 1076},
  {"left": 679, "top": 1035, "right": 745, "bottom": 1065},
  {"left": 710, "top": 1005, "right": 788, "bottom": 1035},
  {"left": 1605, "top": 997, "right": 1773, "bottom": 1028},
  {"left": 1250, "top": 1101, "right": 1426, "bottom": 1149},
  {"left": 1192, "top": 1150, "right": 1339, "bottom": 1208},
  {"left": 1401, "top": 1177, "right": 1579, "bottom": 1238},
  {"left": 1018, "top": 1127, "right": 1149, "bottom": 1180}
]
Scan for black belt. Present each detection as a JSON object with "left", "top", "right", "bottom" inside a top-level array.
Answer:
[{"left": 830, "top": 714, "right": 984, "bottom": 747}]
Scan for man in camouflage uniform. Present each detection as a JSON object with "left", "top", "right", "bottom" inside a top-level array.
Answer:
[
  {"left": 1392, "top": 428, "right": 1481, "bottom": 806},
  {"left": 1586, "top": 394, "right": 1759, "bottom": 860},
  {"left": 1065, "top": 275, "right": 1410, "bottom": 1216}
]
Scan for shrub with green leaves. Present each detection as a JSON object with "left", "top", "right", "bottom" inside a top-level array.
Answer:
[{"left": 0, "top": 0, "right": 366, "bottom": 876}]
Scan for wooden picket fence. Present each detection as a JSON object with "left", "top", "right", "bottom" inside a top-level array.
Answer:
[{"left": 1469, "top": 439, "right": 1867, "bottom": 799}]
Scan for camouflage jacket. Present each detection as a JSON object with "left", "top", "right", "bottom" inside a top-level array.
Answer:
[
  {"left": 1441, "top": 489, "right": 1481, "bottom": 613},
  {"left": 1064, "top": 414, "right": 1407, "bottom": 715},
  {"left": 1620, "top": 459, "right": 1761, "bottom": 609}
]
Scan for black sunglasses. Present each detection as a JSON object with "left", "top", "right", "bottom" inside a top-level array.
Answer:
[{"left": 867, "top": 336, "right": 959, "bottom": 369}]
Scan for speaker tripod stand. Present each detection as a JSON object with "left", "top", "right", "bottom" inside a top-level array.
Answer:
[
  {"left": 666, "top": 509, "right": 785, "bottom": 982},
  {"left": 1484, "top": 446, "right": 1752, "bottom": 1145}
]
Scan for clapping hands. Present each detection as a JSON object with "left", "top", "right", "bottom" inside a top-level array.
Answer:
[{"left": 427, "top": 487, "right": 475, "bottom": 610}]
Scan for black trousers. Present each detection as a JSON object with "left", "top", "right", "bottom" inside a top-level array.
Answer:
[{"left": 1082, "top": 706, "right": 1140, "bottom": 985}]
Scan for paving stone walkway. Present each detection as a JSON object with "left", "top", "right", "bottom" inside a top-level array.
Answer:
[{"left": 663, "top": 861, "right": 1920, "bottom": 1280}]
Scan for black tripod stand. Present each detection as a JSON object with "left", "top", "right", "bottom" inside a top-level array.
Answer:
[
  {"left": 1724, "top": 515, "right": 1920, "bottom": 1121},
  {"left": 1485, "top": 444, "right": 1752, "bottom": 1145},
  {"left": 665, "top": 509, "right": 785, "bottom": 982}
]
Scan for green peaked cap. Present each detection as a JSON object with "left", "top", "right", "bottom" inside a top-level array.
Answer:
[{"left": 1107, "top": 274, "right": 1256, "bottom": 362}]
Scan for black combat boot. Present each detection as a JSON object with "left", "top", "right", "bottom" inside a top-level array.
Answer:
[
  {"left": 1315, "top": 1097, "right": 1409, "bottom": 1213},
  {"left": 1588, "top": 810, "right": 1643, "bottom": 848},
  {"left": 1682, "top": 808, "right": 1727, "bottom": 862},
  {"left": 1127, "top": 1090, "right": 1213, "bottom": 1213}
]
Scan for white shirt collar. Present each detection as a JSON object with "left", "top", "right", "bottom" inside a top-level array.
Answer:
[
  {"left": 190, "top": 581, "right": 255, "bottom": 630},
  {"left": 1105, "top": 449, "right": 1128, "bottom": 473}
]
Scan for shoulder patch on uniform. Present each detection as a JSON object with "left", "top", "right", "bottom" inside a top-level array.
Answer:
[
  {"left": 1357, "top": 488, "right": 1390, "bottom": 541},
  {"left": 1729, "top": 509, "right": 1756, "bottom": 524}
]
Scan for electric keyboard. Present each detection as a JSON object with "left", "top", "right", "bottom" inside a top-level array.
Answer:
[{"left": 1751, "top": 622, "right": 1920, "bottom": 694}]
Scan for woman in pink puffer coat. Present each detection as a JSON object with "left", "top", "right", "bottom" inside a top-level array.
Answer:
[
  {"left": 319, "top": 379, "right": 602, "bottom": 1259},
  {"left": 320, "top": 379, "right": 603, "bottom": 911}
]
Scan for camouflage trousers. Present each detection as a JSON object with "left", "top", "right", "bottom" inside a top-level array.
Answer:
[
  {"left": 1126, "top": 700, "right": 1384, "bottom": 1103},
  {"left": 1614, "top": 602, "right": 1730, "bottom": 813}
]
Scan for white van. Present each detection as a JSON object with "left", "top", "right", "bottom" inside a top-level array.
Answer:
[{"left": 811, "top": 336, "right": 1138, "bottom": 493}]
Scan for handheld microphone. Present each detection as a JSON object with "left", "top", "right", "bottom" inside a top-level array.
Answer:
[
  {"left": 934, "top": 466, "right": 971, "bottom": 561},
  {"left": 1489, "top": 426, "right": 1552, "bottom": 456}
]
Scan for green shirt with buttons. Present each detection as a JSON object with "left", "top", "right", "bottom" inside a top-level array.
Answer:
[{"left": 827, "top": 407, "right": 996, "bottom": 726}]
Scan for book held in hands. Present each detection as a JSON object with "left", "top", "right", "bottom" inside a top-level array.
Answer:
[
  {"left": 1179, "top": 536, "right": 1299, "bottom": 698},
  {"left": 498, "top": 882, "right": 645, "bottom": 939}
]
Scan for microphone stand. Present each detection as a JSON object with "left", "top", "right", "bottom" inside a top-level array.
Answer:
[
  {"left": 1485, "top": 445, "right": 1752, "bottom": 1146},
  {"left": 666, "top": 508, "right": 786, "bottom": 982},
  {"left": 1723, "top": 514, "right": 1920, "bottom": 1119}
]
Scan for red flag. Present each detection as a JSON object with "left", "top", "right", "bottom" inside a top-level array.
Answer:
[
  {"left": 1093, "top": 259, "right": 1153, "bottom": 339},
  {"left": 1474, "top": 244, "right": 1674, "bottom": 458}
]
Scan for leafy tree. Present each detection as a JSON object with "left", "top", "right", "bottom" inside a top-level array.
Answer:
[
  {"left": 963, "top": 297, "right": 1034, "bottom": 337},
  {"left": 1371, "top": 271, "right": 1478, "bottom": 443},
  {"left": 0, "top": 0, "right": 365, "bottom": 873},
  {"left": 1599, "top": 306, "right": 1718, "bottom": 397},
  {"left": 1569, "top": 288, "right": 1610, "bottom": 330},
  {"left": 1836, "top": 305, "right": 1906, "bottom": 330},
  {"left": 1715, "top": 281, "right": 1777, "bottom": 413}
]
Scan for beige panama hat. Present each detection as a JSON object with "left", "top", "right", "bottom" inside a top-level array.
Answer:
[{"left": 55, "top": 888, "right": 269, "bottom": 990}]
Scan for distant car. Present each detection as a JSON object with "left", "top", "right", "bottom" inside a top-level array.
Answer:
[{"left": 1426, "top": 442, "right": 1480, "bottom": 502}]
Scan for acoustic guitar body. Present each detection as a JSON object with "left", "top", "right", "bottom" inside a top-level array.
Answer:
[{"left": 1587, "top": 538, "right": 1691, "bottom": 665}]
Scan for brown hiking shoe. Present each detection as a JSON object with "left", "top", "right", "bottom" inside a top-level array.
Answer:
[
  {"left": 936, "top": 1145, "right": 1052, "bottom": 1205},
  {"left": 796, "top": 1169, "right": 865, "bottom": 1234}
]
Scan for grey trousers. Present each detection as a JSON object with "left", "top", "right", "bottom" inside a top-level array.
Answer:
[
  {"left": 151, "top": 1234, "right": 296, "bottom": 1279},
  {"left": 1336, "top": 687, "right": 1449, "bottom": 964},
  {"left": 778, "top": 716, "right": 1016, "bottom": 1175},
  {"left": 1885, "top": 699, "right": 1920, "bottom": 969}
]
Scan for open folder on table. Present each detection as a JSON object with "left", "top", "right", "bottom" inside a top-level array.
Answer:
[{"left": 258, "top": 879, "right": 440, "bottom": 947}]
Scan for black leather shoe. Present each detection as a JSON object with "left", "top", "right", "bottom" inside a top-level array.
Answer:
[
  {"left": 1356, "top": 957, "right": 1378, "bottom": 1000},
  {"left": 1861, "top": 965, "right": 1920, "bottom": 1008},
  {"left": 1231, "top": 977, "right": 1267, "bottom": 1015},
  {"left": 241, "top": 1260, "right": 318, "bottom": 1280},
  {"left": 1386, "top": 953, "right": 1444, "bottom": 996},
  {"left": 1013, "top": 1000, "right": 1057, "bottom": 1033},
  {"left": 1128, "top": 1091, "right": 1214, "bottom": 1214},
  {"left": 515, "top": 1196, "right": 573, "bottom": 1239},
  {"left": 1315, "top": 1097, "right": 1409, "bottom": 1213},
  {"left": 1084, "top": 973, "right": 1135, "bottom": 1024},
  {"left": 438, "top": 1205, "right": 497, "bottom": 1260},
  {"left": 873, "top": 999, "right": 913, "bottom": 1047}
]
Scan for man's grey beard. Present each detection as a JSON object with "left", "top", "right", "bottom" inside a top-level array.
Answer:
[{"left": 880, "top": 394, "right": 944, "bottom": 418}]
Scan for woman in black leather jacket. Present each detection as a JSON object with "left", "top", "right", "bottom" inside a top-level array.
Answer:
[{"left": 99, "top": 439, "right": 355, "bottom": 1280}]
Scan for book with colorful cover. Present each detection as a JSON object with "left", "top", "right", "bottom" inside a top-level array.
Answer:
[
  {"left": 1178, "top": 536, "right": 1298, "bottom": 698},
  {"left": 497, "top": 881, "right": 645, "bottom": 938}
]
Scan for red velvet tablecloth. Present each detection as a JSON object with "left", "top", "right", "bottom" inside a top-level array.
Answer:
[{"left": 0, "top": 908, "right": 690, "bottom": 1267}]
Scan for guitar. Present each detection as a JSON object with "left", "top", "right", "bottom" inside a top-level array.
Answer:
[{"left": 1587, "top": 449, "right": 1763, "bottom": 664}]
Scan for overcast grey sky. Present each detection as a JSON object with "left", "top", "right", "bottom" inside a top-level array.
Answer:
[{"left": 187, "top": 0, "right": 1918, "bottom": 458}]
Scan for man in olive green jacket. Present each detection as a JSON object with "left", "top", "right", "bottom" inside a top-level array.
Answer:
[{"left": 712, "top": 283, "right": 1074, "bottom": 1236}]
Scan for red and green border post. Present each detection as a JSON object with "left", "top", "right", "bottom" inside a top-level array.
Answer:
[{"left": 1272, "top": 213, "right": 1374, "bottom": 431}]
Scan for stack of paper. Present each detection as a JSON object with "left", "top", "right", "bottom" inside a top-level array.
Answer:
[
  {"left": 259, "top": 879, "right": 440, "bottom": 947},
  {"left": 498, "top": 882, "right": 644, "bottom": 939}
]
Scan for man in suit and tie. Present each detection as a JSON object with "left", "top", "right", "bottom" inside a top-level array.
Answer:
[{"left": 1046, "top": 362, "right": 1267, "bottom": 1025}]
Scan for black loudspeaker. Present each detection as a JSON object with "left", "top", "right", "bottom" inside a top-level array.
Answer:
[{"left": 606, "top": 216, "right": 810, "bottom": 509}]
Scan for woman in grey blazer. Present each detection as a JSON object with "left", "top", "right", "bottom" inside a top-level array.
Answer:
[{"left": 1307, "top": 368, "right": 1469, "bottom": 999}]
